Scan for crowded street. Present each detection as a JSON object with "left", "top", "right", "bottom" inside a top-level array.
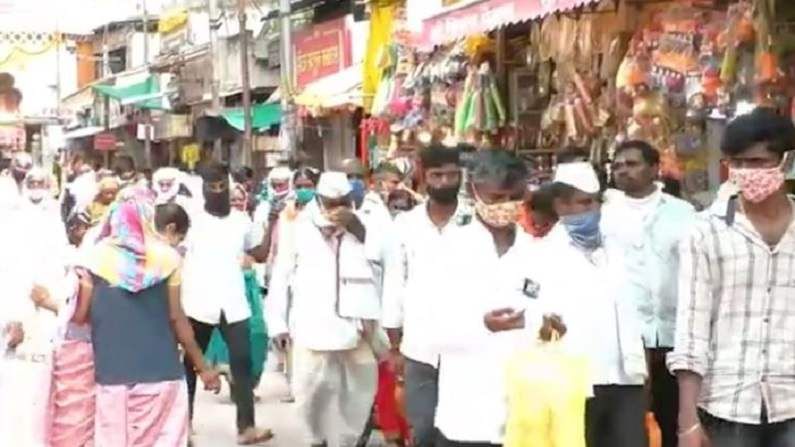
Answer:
[{"left": 3, "top": 0, "right": 795, "bottom": 447}]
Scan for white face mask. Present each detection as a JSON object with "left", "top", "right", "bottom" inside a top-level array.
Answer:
[{"left": 24, "top": 187, "right": 47, "bottom": 204}]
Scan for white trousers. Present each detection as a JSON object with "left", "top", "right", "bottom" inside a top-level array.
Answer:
[{"left": 293, "top": 340, "right": 378, "bottom": 446}]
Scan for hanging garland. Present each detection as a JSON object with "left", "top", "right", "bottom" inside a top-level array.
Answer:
[{"left": 0, "top": 33, "right": 62, "bottom": 68}]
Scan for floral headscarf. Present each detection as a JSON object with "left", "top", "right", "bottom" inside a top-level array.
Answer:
[{"left": 82, "top": 186, "right": 181, "bottom": 293}]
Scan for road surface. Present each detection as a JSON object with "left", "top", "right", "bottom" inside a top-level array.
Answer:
[{"left": 192, "top": 365, "right": 387, "bottom": 447}]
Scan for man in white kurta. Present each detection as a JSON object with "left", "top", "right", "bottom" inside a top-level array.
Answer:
[{"left": 267, "top": 172, "right": 380, "bottom": 447}]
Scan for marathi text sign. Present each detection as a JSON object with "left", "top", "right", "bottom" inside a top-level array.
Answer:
[
  {"left": 421, "top": 0, "right": 597, "bottom": 47},
  {"left": 292, "top": 18, "right": 352, "bottom": 90}
]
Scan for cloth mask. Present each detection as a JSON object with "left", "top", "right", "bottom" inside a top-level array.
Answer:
[
  {"left": 24, "top": 188, "right": 47, "bottom": 204},
  {"left": 474, "top": 196, "right": 521, "bottom": 228},
  {"left": 561, "top": 210, "right": 602, "bottom": 250},
  {"left": 349, "top": 179, "right": 366, "bottom": 207},
  {"left": 204, "top": 189, "right": 231, "bottom": 217},
  {"left": 295, "top": 188, "right": 316, "bottom": 205},
  {"left": 729, "top": 166, "right": 785, "bottom": 204}
]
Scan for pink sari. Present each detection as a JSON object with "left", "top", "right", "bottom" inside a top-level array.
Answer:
[{"left": 94, "top": 380, "right": 189, "bottom": 447}]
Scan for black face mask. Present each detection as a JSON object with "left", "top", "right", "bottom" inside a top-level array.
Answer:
[
  {"left": 427, "top": 184, "right": 460, "bottom": 204},
  {"left": 204, "top": 189, "right": 231, "bottom": 217},
  {"left": 12, "top": 170, "right": 26, "bottom": 185}
]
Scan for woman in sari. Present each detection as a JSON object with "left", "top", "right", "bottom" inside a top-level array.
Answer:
[
  {"left": 205, "top": 183, "right": 268, "bottom": 396},
  {"left": 32, "top": 209, "right": 97, "bottom": 447},
  {"left": 75, "top": 187, "right": 221, "bottom": 446}
]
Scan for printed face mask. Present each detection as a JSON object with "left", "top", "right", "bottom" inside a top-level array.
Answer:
[
  {"left": 729, "top": 166, "right": 785, "bottom": 204},
  {"left": 473, "top": 190, "right": 521, "bottom": 228}
]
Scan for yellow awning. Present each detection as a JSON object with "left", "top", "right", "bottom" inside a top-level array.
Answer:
[{"left": 294, "top": 64, "right": 362, "bottom": 114}]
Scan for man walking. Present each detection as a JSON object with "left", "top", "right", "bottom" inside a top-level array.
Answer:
[
  {"left": 267, "top": 172, "right": 381, "bottom": 447},
  {"left": 603, "top": 140, "right": 696, "bottom": 447},
  {"left": 180, "top": 163, "right": 273, "bottom": 445},
  {"left": 669, "top": 107, "right": 795, "bottom": 447},
  {"left": 382, "top": 146, "right": 469, "bottom": 446}
]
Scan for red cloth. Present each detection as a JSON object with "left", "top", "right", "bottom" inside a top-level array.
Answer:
[{"left": 374, "top": 361, "right": 410, "bottom": 442}]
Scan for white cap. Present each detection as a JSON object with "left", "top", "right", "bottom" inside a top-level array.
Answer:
[
  {"left": 553, "top": 162, "right": 600, "bottom": 194},
  {"left": 317, "top": 171, "right": 351, "bottom": 199}
]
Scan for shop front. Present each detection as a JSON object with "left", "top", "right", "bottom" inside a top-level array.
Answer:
[{"left": 364, "top": 0, "right": 795, "bottom": 207}]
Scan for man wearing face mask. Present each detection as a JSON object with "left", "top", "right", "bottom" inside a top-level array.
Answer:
[
  {"left": 381, "top": 146, "right": 469, "bottom": 447},
  {"left": 669, "top": 108, "right": 795, "bottom": 447},
  {"left": 180, "top": 163, "right": 274, "bottom": 445},
  {"left": 428, "top": 150, "right": 544, "bottom": 447},
  {"left": 539, "top": 162, "right": 648, "bottom": 447},
  {"left": 266, "top": 171, "right": 381, "bottom": 447},
  {"left": 601, "top": 140, "right": 696, "bottom": 447}
]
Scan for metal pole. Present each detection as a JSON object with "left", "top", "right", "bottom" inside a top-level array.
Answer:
[
  {"left": 238, "top": 0, "right": 253, "bottom": 166},
  {"left": 279, "top": 0, "right": 297, "bottom": 157},
  {"left": 208, "top": 0, "right": 222, "bottom": 157},
  {"left": 142, "top": 0, "right": 152, "bottom": 169}
]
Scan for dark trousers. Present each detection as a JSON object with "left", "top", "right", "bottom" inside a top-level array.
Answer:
[
  {"left": 649, "top": 347, "right": 679, "bottom": 447},
  {"left": 702, "top": 409, "right": 795, "bottom": 447},
  {"left": 184, "top": 315, "right": 255, "bottom": 433},
  {"left": 436, "top": 432, "right": 500, "bottom": 447},
  {"left": 405, "top": 357, "right": 439, "bottom": 447},
  {"left": 586, "top": 385, "right": 647, "bottom": 447}
]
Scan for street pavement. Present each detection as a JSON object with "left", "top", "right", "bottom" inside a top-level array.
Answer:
[{"left": 192, "top": 363, "right": 386, "bottom": 447}]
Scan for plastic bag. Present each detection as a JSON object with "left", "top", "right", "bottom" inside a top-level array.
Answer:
[{"left": 504, "top": 340, "right": 589, "bottom": 447}]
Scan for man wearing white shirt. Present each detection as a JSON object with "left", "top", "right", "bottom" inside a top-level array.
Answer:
[
  {"left": 266, "top": 172, "right": 380, "bottom": 447},
  {"left": 526, "top": 162, "right": 648, "bottom": 447},
  {"left": 180, "top": 163, "right": 273, "bottom": 445},
  {"left": 431, "top": 150, "right": 542, "bottom": 447},
  {"left": 602, "top": 141, "right": 696, "bottom": 447},
  {"left": 382, "top": 146, "right": 469, "bottom": 447}
]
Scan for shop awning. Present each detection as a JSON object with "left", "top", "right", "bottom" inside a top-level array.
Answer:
[
  {"left": 93, "top": 75, "right": 166, "bottom": 110},
  {"left": 294, "top": 64, "right": 362, "bottom": 112},
  {"left": 63, "top": 126, "right": 105, "bottom": 140},
  {"left": 220, "top": 103, "right": 282, "bottom": 131},
  {"left": 421, "top": 0, "right": 599, "bottom": 48}
]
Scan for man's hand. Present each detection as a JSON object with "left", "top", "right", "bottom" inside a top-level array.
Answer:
[
  {"left": 538, "top": 314, "right": 566, "bottom": 341},
  {"left": 5, "top": 322, "right": 24, "bottom": 349},
  {"left": 30, "top": 285, "right": 51, "bottom": 307},
  {"left": 484, "top": 308, "right": 525, "bottom": 333},
  {"left": 327, "top": 207, "right": 358, "bottom": 229},
  {"left": 200, "top": 369, "right": 222, "bottom": 394},
  {"left": 272, "top": 333, "right": 292, "bottom": 352},
  {"left": 241, "top": 255, "right": 256, "bottom": 270},
  {"left": 678, "top": 423, "right": 710, "bottom": 447}
]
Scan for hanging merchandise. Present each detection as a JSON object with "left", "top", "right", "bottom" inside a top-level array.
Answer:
[{"left": 454, "top": 62, "right": 506, "bottom": 143}]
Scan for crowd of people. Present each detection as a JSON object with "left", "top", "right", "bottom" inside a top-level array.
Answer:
[{"left": 0, "top": 105, "right": 794, "bottom": 447}]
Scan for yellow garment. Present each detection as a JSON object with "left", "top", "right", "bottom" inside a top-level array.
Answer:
[
  {"left": 363, "top": 2, "right": 395, "bottom": 112},
  {"left": 504, "top": 342, "right": 590, "bottom": 447}
]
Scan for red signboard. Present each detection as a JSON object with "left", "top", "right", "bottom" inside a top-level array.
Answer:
[
  {"left": 421, "top": 0, "right": 597, "bottom": 48},
  {"left": 94, "top": 132, "right": 117, "bottom": 151},
  {"left": 292, "top": 18, "right": 352, "bottom": 90}
]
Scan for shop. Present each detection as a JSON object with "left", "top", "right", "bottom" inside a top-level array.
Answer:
[
  {"left": 290, "top": 15, "right": 366, "bottom": 171},
  {"left": 365, "top": 0, "right": 795, "bottom": 206}
]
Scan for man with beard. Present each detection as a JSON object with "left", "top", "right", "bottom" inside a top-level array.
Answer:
[
  {"left": 381, "top": 146, "right": 470, "bottom": 447},
  {"left": 180, "top": 163, "right": 273, "bottom": 445}
]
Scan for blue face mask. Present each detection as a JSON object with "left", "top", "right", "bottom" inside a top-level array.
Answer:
[
  {"left": 349, "top": 179, "right": 366, "bottom": 207},
  {"left": 561, "top": 209, "right": 602, "bottom": 250}
]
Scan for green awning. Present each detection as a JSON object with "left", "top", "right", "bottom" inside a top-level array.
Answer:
[
  {"left": 93, "top": 76, "right": 165, "bottom": 110},
  {"left": 220, "top": 103, "right": 282, "bottom": 131}
]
